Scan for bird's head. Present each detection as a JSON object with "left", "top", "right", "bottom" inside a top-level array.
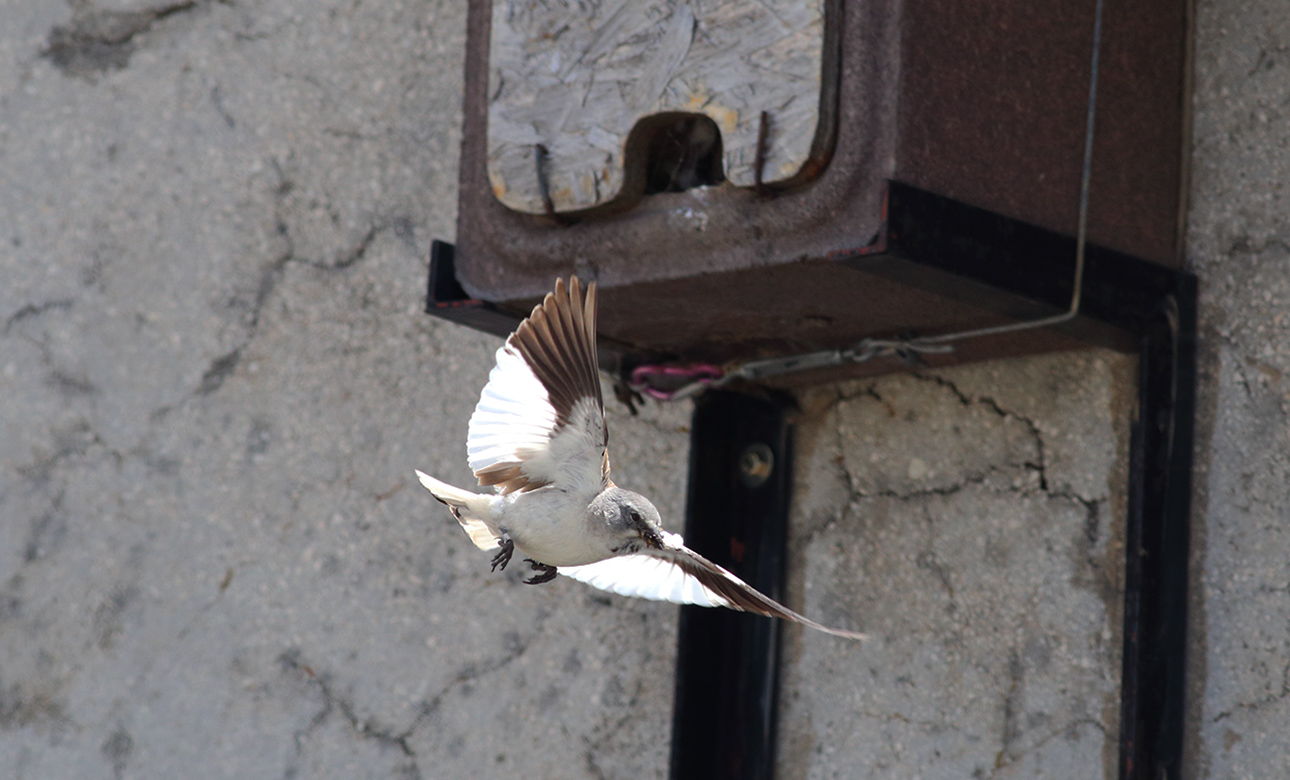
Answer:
[{"left": 592, "top": 488, "right": 666, "bottom": 553}]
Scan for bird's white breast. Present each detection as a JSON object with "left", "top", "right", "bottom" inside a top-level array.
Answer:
[{"left": 497, "top": 487, "right": 612, "bottom": 567}]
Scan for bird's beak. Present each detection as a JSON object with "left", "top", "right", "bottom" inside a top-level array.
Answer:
[{"left": 644, "top": 529, "right": 664, "bottom": 550}]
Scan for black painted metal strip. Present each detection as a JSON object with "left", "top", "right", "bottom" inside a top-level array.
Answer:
[
  {"left": 1119, "top": 288, "right": 1195, "bottom": 780},
  {"left": 669, "top": 390, "right": 793, "bottom": 780}
]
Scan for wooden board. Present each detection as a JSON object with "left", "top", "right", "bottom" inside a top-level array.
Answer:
[{"left": 487, "top": 0, "right": 826, "bottom": 214}]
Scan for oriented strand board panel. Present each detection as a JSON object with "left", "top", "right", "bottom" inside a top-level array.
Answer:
[{"left": 487, "top": 0, "right": 827, "bottom": 213}]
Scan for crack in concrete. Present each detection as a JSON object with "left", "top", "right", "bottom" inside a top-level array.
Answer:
[
  {"left": 9, "top": 317, "right": 106, "bottom": 407},
  {"left": 278, "top": 618, "right": 542, "bottom": 780},
  {"left": 988, "top": 714, "right": 1107, "bottom": 778},
  {"left": 1232, "top": 358, "right": 1259, "bottom": 400},
  {"left": 101, "top": 725, "right": 134, "bottom": 780},
  {"left": 800, "top": 372, "right": 1105, "bottom": 564},
  {"left": 23, "top": 490, "right": 67, "bottom": 564},
  {"left": 911, "top": 372, "right": 1051, "bottom": 492},
  {"left": 279, "top": 649, "right": 421, "bottom": 780},
  {"left": 3, "top": 299, "right": 74, "bottom": 336},
  {"left": 582, "top": 708, "right": 637, "bottom": 780},
  {"left": 1211, "top": 655, "right": 1290, "bottom": 723},
  {"left": 315, "top": 224, "right": 381, "bottom": 272},
  {"left": 197, "top": 349, "right": 243, "bottom": 396},
  {"left": 16, "top": 418, "right": 113, "bottom": 489},
  {"left": 827, "top": 386, "right": 863, "bottom": 497},
  {"left": 44, "top": 1, "right": 202, "bottom": 78},
  {"left": 406, "top": 625, "right": 541, "bottom": 732},
  {"left": 0, "top": 574, "right": 22, "bottom": 624},
  {"left": 1243, "top": 37, "right": 1284, "bottom": 74},
  {"left": 193, "top": 174, "right": 384, "bottom": 398},
  {"left": 1051, "top": 490, "right": 1108, "bottom": 574},
  {"left": 0, "top": 678, "right": 72, "bottom": 734},
  {"left": 915, "top": 547, "right": 955, "bottom": 601},
  {"left": 210, "top": 84, "right": 236, "bottom": 128},
  {"left": 982, "top": 641, "right": 1112, "bottom": 777},
  {"left": 1224, "top": 233, "right": 1290, "bottom": 258},
  {"left": 827, "top": 375, "right": 1057, "bottom": 503},
  {"left": 858, "top": 472, "right": 997, "bottom": 501}
]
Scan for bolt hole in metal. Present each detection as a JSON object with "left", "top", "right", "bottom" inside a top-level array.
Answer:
[{"left": 738, "top": 443, "right": 775, "bottom": 488}]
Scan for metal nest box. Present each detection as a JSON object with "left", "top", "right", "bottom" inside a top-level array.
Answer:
[{"left": 431, "top": 0, "right": 1188, "bottom": 388}]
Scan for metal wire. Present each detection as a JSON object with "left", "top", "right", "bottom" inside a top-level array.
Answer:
[{"left": 906, "top": 0, "right": 1103, "bottom": 348}]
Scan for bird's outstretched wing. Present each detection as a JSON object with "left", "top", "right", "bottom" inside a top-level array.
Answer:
[
  {"left": 467, "top": 277, "right": 608, "bottom": 496},
  {"left": 559, "top": 532, "right": 865, "bottom": 639}
]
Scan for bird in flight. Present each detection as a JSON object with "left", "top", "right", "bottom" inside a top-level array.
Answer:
[{"left": 416, "top": 277, "right": 863, "bottom": 639}]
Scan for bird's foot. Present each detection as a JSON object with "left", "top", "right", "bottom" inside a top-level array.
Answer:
[
  {"left": 490, "top": 537, "right": 514, "bottom": 572},
  {"left": 522, "top": 559, "right": 558, "bottom": 585}
]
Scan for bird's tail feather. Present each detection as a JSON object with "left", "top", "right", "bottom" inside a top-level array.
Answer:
[{"left": 414, "top": 470, "right": 502, "bottom": 551}]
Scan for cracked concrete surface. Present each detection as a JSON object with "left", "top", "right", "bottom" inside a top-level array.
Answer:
[
  {"left": 43, "top": 1, "right": 200, "bottom": 79},
  {"left": 1188, "top": 0, "right": 1290, "bottom": 776},
  {"left": 0, "top": 1, "right": 687, "bottom": 778},
  {"left": 3, "top": 0, "right": 1289, "bottom": 776},
  {"left": 776, "top": 352, "right": 1133, "bottom": 779}
]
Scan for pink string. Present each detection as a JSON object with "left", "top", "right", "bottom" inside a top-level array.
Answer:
[{"left": 630, "top": 363, "right": 724, "bottom": 400}]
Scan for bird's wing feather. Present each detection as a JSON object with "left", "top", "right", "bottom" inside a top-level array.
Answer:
[
  {"left": 467, "top": 277, "right": 608, "bottom": 495},
  {"left": 414, "top": 469, "right": 501, "bottom": 551},
  {"left": 559, "top": 551, "right": 729, "bottom": 608},
  {"left": 559, "top": 531, "right": 865, "bottom": 639}
]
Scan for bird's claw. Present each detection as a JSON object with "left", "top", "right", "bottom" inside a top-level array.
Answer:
[
  {"left": 522, "top": 559, "right": 557, "bottom": 585},
  {"left": 491, "top": 537, "right": 514, "bottom": 572}
]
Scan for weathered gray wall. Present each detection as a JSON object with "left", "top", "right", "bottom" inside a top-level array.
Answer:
[
  {"left": 1187, "top": 0, "right": 1290, "bottom": 776},
  {"left": 2, "top": 0, "right": 1288, "bottom": 778},
  {"left": 777, "top": 352, "right": 1134, "bottom": 778},
  {"left": 0, "top": 2, "right": 688, "bottom": 778}
]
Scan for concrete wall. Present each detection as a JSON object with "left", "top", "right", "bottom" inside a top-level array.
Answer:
[
  {"left": 1187, "top": 0, "right": 1290, "bottom": 776},
  {"left": 777, "top": 353, "right": 1134, "bottom": 778},
  {"left": 0, "top": 2, "right": 689, "bottom": 778},
  {"left": 1, "top": 0, "right": 1287, "bottom": 778}
]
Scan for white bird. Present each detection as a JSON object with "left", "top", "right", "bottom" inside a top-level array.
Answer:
[{"left": 416, "top": 277, "right": 863, "bottom": 639}]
